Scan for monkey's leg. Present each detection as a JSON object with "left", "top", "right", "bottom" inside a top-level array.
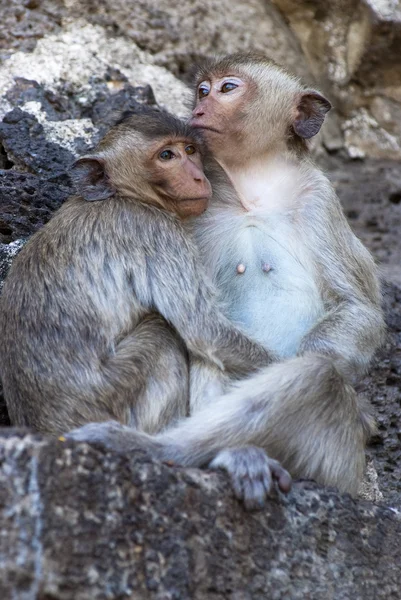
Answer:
[
  {"left": 189, "top": 357, "right": 231, "bottom": 413},
  {"left": 68, "top": 355, "right": 372, "bottom": 496},
  {"left": 104, "top": 314, "right": 189, "bottom": 434},
  {"left": 157, "top": 354, "right": 372, "bottom": 496},
  {"left": 38, "top": 315, "right": 188, "bottom": 436}
]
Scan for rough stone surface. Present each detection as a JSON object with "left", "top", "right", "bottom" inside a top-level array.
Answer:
[
  {"left": 3, "top": 0, "right": 401, "bottom": 158},
  {"left": 0, "top": 22, "right": 190, "bottom": 122},
  {"left": 0, "top": 170, "right": 71, "bottom": 243},
  {"left": 66, "top": 0, "right": 311, "bottom": 79},
  {"left": 360, "top": 282, "right": 401, "bottom": 509},
  {"left": 0, "top": 0, "right": 311, "bottom": 79},
  {"left": 0, "top": 430, "right": 401, "bottom": 600},
  {"left": 322, "top": 156, "right": 401, "bottom": 285},
  {"left": 271, "top": 0, "right": 401, "bottom": 158},
  {"left": 0, "top": 0, "right": 64, "bottom": 60}
]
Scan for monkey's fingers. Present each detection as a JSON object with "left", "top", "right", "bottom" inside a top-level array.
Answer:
[{"left": 268, "top": 459, "right": 292, "bottom": 493}]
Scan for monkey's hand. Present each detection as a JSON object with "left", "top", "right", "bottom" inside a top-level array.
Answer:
[{"left": 209, "top": 446, "right": 292, "bottom": 511}]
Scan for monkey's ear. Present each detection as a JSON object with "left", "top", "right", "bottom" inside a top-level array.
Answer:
[
  {"left": 70, "top": 157, "right": 115, "bottom": 202},
  {"left": 293, "top": 92, "right": 332, "bottom": 139}
]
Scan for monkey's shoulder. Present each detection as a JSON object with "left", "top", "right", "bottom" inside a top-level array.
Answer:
[{"left": 46, "top": 195, "right": 193, "bottom": 252}]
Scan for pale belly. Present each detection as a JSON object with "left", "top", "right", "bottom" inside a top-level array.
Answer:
[{"left": 215, "top": 225, "right": 324, "bottom": 358}]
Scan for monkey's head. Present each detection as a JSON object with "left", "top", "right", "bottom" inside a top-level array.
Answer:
[
  {"left": 71, "top": 108, "right": 212, "bottom": 219},
  {"left": 190, "top": 53, "right": 331, "bottom": 163}
]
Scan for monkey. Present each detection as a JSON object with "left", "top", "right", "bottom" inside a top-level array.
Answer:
[
  {"left": 67, "top": 54, "right": 385, "bottom": 501},
  {"left": 0, "top": 108, "right": 296, "bottom": 509},
  {"left": 189, "top": 53, "right": 384, "bottom": 376}
]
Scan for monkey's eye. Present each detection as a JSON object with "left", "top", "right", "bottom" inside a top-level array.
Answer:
[
  {"left": 221, "top": 82, "right": 238, "bottom": 93},
  {"left": 159, "top": 149, "right": 175, "bottom": 161},
  {"left": 198, "top": 82, "right": 210, "bottom": 99},
  {"left": 185, "top": 145, "right": 196, "bottom": 155}
]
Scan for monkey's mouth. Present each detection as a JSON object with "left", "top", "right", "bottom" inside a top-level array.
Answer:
[{"left": 191, "top": 123, "right": 221, "bottom": 134}]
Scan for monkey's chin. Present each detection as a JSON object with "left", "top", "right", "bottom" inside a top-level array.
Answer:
[{"left": 178, "top": 198, "right": 209, "bottom": 218}]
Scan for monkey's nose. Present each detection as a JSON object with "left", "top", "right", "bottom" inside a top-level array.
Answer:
[{"left": 192, "top": 106, "right": 205, "bottom": 117}]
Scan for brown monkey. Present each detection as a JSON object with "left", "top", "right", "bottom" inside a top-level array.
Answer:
[
  {"left": 68, "top": 55, "right": 385, "bottom": 500},
  {"left": 0, "top": 108, "right": 275, "bottom": 442}
]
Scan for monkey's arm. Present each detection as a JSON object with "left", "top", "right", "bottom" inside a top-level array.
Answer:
[
  {"left": 299, "top": 189, "right": 385, "bottom": 378},
  {"left": 138, "top": 216, "right": 271, "bottom": 375}
]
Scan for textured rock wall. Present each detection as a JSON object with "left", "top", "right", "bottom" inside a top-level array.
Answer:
[
  {"left": 1, "top": 430, "right": 401, "bottom": 600},
  {"left": 272, "top": 0, "right": 401, "bottom": 158},
  {"left": 3, "top": 0, "right": 401, "bottom": 158}
]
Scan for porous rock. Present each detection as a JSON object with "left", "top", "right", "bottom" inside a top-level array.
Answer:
[
  {"left": 0, "top": 429, "right": 401, "bottom": 600},
  {"left": 0, "top": 170, "right": 71, "bottom": 243},
  {"left": 0, "top": 22, "right": 190, "bottom": 122}
]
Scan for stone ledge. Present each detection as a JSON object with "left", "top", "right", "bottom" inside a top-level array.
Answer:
[{"left": 0, "top": 429, "right": 400, "bottom": 600}]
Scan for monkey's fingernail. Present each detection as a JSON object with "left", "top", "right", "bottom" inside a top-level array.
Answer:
[
  {"left": 236, "top": 263, "right": 246, "bottom": 274},
  {"left": 262, "top": 263, "right": 271, "bottom": 273},
  {"left": 58, "top": 436, "right": 66, "bottom": 442}
]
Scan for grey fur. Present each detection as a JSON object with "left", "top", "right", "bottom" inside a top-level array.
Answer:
[
  {"left": 0, "top": 109, "right": 270, "bottom": 439},
  {"left": 70, "top": 57, "right": 386, "bottom": 501}
]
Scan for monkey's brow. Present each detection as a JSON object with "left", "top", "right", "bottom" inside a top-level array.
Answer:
[
  {"left": 196, "top": 72, "right": 242, "bottom": 84},
  {"left": 157, "top": 138, "right": 197, "bottom": 146}
]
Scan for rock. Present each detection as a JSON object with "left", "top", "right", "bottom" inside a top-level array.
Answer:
[
  {"left": 0, "top": 0, "right": 312, "bottom": 80},
  {"left": 0, "top": 430, "right": 401, "bottom": 600},
  {"left": 271, "top": 0, "right": 401, "bottom": 159},
  {"left": 321, "top": 156, "right": 401, "bottom": 285},
  {"left": 0, "top": 0, "right": 64, "bottom": 60},
  {"left": 361, "top": 282, "right": 401, "bottom": 509},
  {"left": 0, "top": 170, "right": 70, "bottom": 243},
  {"left": 66, "top": 0, "right": 311, "bottom": 80},
  {"left": 0, "top": 108, "right": 78, "bottom": 184},
  {"left": 0, "top": 239, "right": 26, "bottom": 287},
  {"left": 0, "top": 22, "right": 190, "bottom": 122}
]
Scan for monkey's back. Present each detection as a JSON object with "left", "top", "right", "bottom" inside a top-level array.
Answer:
[{"left": 0, "top": 196, "right": 180, "bottom": 432}]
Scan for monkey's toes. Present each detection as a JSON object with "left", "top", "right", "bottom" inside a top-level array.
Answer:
[
  {"left": 209, "top": 446, "right": 291, "bottom": 511},
  {"left": 268, "top": 458, "right": 292, "bottom": 493},
  {"left": 66, "top": 420, "right": 128, "bottom": 448}
]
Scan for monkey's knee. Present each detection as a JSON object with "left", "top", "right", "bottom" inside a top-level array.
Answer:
[
  {"left": 209, "top": 446, "right": 292, "bottom": 511},
  {"left": 189, "top": 358, "right": 230, "bottom": 413},
  {"left": 128, "top": 316, "right": 189, "bottom": 432}
]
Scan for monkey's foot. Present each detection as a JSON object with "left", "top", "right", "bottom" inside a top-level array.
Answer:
[
  {"left": 65, "top": 420, "right": 156, "bottom": 454},
  {"left": 209, "top": 446, "right": 292, "bottom": 511}
]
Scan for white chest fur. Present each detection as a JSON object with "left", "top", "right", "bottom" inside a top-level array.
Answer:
[
  {"left": 227, "top": 155, "right": 302, "bottom": 213},
  {"left": 197, "top": 157, "right": 325, "bottom": 358}
]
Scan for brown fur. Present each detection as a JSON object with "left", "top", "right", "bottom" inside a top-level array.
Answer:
[
  {"left": 67, "top": 56, "right": 385, "bottom": 501},
  {"left": 0, "top": 108, "right": 271, "bottom": 438}
]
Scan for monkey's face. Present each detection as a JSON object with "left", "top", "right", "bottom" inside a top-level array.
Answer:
[
  {"left": 191, "top": 60, "right": 332, "bottom": 164},
  {"left": 191, "top": 74, "right": 252, "bottom": 162},
  {"left": 149, "top": 139, "right": 212, "bottom": 219}
]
